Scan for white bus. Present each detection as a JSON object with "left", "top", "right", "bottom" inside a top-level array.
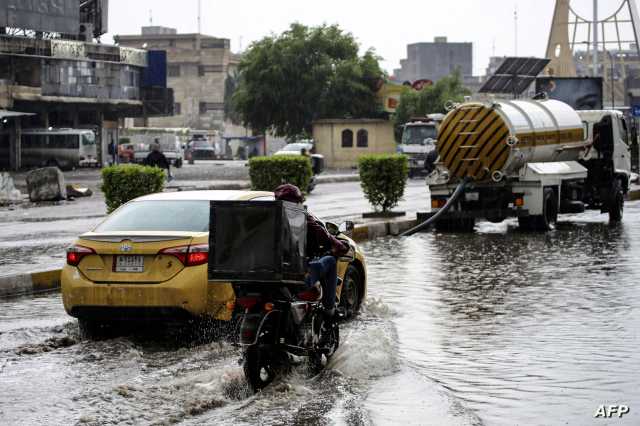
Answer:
[{"left": 21, "top": 128, "right": 98, "bottom": 170}]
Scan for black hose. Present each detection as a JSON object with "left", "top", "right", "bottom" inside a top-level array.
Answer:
[{"left": 401, "top": 177, "right": 471, "bottom": 237}]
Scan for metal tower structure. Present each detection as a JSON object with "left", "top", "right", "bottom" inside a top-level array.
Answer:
[{"left": 545, "top": 0, "right": 640, "bottom": 105}]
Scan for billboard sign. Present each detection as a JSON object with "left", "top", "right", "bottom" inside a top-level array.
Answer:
[
  {"left": 0, "top": 0, "right": 79, "bottom": 35},
  {"left": 535, "top": 77, "right": 603, "bottom": 110}
]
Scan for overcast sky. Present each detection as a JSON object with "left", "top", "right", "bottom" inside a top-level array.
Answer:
[{"left": 104, "top": 0, "right": 630, "bottom": 76}]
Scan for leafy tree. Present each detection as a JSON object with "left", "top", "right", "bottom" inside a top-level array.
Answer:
[
  {"left": 393, "top": 70, "right": 471, "bottom": 140},
  {"left": 232, "top": 23, "right": 384, "bottom": 138},
  {"left": 224, "top": 69, "right": 243, "bottom": 125}
]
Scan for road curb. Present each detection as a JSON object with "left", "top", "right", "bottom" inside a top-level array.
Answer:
[
  {"left": 0, "top": 217, "right": 414, "bottom": 299},
  {"left": 316, "top": 175, "right": 359, "bottom": 184},
  {"left": 0, "top": 270, "right": 61, "bottom": 298},
  {"left": 350, "top": 218, "right": 418, "bottom": 242}
]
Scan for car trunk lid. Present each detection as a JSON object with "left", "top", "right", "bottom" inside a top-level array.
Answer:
[{"left": 76, "top": 232, "right": 198, "bottom": 283}]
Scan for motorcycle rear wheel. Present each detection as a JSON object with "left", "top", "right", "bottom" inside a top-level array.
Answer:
[
  {"left": 309, "top": 319, "right": 340, "bottom": 373},
  {"left": 243, "top": 345, "right": 279, "bottom": 391}
]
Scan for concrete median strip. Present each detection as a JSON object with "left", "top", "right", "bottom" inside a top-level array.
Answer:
[
  {"left": 0, "top": 216, "right": 413, "bottom": 298},
  {"left": 0, "top": 269, "right": 61, "bottom": 298}
]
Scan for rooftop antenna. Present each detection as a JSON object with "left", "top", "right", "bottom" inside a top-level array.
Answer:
[
  {"left": 239, "top": 36, "right": 243, "bottom": 52},
  {"left": 197, "top": 0, "right": 202, "bottom": 34},
  {"left": 149, "top": 9, "right": 153, "bottom": 26}
]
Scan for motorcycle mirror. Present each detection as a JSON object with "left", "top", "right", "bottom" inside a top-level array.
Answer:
[{"left": 325, "top": 221, "right": 340, "bottom": 236}]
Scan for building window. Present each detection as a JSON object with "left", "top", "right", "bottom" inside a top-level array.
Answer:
[
  {"left": 341, "top": 129, "right": 353, "bottom": 148},
  {"left": 199, "top": 65, "right": 224, "bottom": 76},
  {"left": 199, "top": 102, "right": 224, "bottom": 114},
  {"left": 357, "top": 129, "right": 368, "bottom": 147},
  {"left": 168, "top": 65, "right": 180, "bottom": 77},
  {"left": 174, "top": 103, "right": 181, "bottom": 115}
]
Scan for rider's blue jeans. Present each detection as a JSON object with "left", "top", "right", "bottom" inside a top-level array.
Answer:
[{"left": 305, "top": 256, "right": 337, "bottom": 310}]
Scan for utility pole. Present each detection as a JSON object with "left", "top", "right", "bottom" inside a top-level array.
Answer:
[
  {"left": 514, "top": 5, "right": 518, "bottom": 56},
  {"left": 592, "top": 0, "right": 598, "bottom": 77},
  {"left": 197, "top": 0, "right": 202, "bottom": 34}
]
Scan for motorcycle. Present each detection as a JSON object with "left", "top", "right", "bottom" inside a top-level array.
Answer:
[{"left": 236, "top": 237, "right": 355, "bottom": 391}]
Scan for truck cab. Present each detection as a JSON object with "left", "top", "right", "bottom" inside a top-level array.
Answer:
[{"left": 398, "top": 117, "right": 440, "bottom": 177}]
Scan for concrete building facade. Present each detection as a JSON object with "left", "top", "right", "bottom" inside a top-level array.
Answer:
[
  {"left": 393, "top": 37, "right": 472, "bottom": 83},
  {"left": 312, "top": 119, "right": 395, "bottom": 168},
  {"left": 115, "top": 27, "right": 237, "bottom": 132},
  {"left": 0, "top": 35, "right": 159, "bottom": 170}
]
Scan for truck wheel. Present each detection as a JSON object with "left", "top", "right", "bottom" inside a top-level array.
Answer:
[
  {"left": 519, "top": 189, "right": 557, "bottom": 231},
  {"left": 609, "top": 179, "right": 624, "bottom": 223}
]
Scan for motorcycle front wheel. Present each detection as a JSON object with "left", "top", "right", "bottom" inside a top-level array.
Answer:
[{"left": 243, "top": 345, "right": 280, "bottom": 391}]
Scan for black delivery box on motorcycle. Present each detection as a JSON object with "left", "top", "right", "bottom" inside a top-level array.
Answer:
[{"left": 208, "top": 200, "right": 307, "bottom": 284}]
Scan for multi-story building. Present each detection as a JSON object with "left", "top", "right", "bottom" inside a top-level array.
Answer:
[
  {"left": 0, "top": 1, "right": 171, "bottom": 170},
  {"left": 115, "top": 27, "right": 237, "bottom": 131},
  {"left": 393, "top": 37, "right": 473, "bottom": 83}
]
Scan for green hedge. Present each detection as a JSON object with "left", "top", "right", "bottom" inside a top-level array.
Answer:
[
  {"left": 249, "top": 155, "right": 313, "bottom": 192},
  {"left": 101, "top": 164, "right": 165, "bottom": 213},
  {"left": 358, "top": 154, "right": 408, "bottom": 212}
]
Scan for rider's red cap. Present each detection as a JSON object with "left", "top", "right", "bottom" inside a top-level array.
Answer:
[{"left": 274, "top": 184, "right": 304, "bottom": 203}]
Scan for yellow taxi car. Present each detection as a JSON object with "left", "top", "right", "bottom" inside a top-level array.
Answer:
[{"left": 61, "top": 190, "right": 367, "bottom": 334}]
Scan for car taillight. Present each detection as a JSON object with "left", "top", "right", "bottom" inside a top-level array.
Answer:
[
  {"left": 158, "top": 243, "right": 208, "bottom": 267},
  {"left": 186, "top": 243, "right": 208, "bottom": 266},
  {"left": 66, "top": 245, "right": 95, "bottom": 266}
]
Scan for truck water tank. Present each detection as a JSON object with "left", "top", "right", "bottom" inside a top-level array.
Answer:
[{"left": 436, "top": 99, "right": 585, "bottom": 181}]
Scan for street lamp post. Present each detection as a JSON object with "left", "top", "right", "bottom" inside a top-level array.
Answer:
[{"left": 607, "top": 50, "right": 615, "bottom": 108}]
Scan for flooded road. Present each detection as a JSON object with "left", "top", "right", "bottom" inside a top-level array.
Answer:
[
  {"left": 0, "top": 181, "right": 429, "bottom": 277},
  {"left": 1, "top": 202, "right": 639, "bottom": 425}
]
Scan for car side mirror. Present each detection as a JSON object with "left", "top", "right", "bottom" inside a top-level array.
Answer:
[
  {"left": 339, "top": 221, "right": 354, "bottom": 237},
  {"left": 325, "top": 221, "right": 340, "bottom": 236}
]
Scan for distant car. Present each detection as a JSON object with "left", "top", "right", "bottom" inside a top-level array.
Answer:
[
  {"left": 188, "top": 140, "right": 216, "bottom": 160},
  {"left": 275, "top": 142, "right": 325, "bottom": 175},
  {"left": 274, "top": 142, "right": 314, "bottom": 156},
  {"left": 61, "top": 190, "right": 367, "bottom": 335}
]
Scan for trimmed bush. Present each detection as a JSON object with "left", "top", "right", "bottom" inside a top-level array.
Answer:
[
  {"left": 101, "top": 164, "right": 165, "bottom": 213},
  {"left": 249, "top": 155, "right": 313, "bottom": 192},
  {"left": 358, "top": 154, "right": 408, "bottom": 212}
]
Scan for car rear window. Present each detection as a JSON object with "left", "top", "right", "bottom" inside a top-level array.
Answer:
[{"left": 94, "top": 200, "right": 210, "bottom": 232}]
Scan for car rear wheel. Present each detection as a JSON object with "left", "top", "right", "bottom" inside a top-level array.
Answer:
[
  {"left": 339, "top": 265, "right": 361, "bottom": 318},
  {"left": 78, "top": 318, "right": 108, "bottom": 339}
]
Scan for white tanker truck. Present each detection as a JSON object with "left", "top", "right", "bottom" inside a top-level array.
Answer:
[{"left": 413, "top": 98, "right": 631, "bottom": 232}]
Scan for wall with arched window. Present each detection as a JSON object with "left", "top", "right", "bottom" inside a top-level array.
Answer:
[
  {"left": 356, "top": 129, "right": 368, "bottom": 147},
  {"left": 341, "top": 129, "right": 353, "bottom": 147},
  {"left": 311, "top": 119, "right": 396, "bottom": 168}
]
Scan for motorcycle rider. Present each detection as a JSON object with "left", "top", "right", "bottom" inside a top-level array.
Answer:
[{"left": 274, "top": 184, "right": 349, "bottom": 316}]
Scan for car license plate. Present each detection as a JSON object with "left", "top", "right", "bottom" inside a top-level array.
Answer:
[
  {"left": 465, "top": 192, "right": 479, "bottom": 201},
  {"left": 115, "top": 255, "right": 144, "bottom": 273}
]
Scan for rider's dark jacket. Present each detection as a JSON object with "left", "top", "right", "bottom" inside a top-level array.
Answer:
[{"left": 306, "top": 212, "right": 349, "bottom": 259}]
